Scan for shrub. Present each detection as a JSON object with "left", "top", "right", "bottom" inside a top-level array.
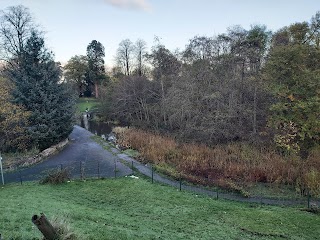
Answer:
[
  {"left": 303, "top": 170, "right": 320, "bottom": 197},
  {"left": 40, "top": 168, "right": 71, "bottom": 185}
]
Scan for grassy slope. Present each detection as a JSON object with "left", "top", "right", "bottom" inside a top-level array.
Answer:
[{"left": 0, "top": 178, "right": 319, "bottom": 240}]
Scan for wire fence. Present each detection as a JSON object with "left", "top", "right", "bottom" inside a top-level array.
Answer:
[
  {"left": 2, "top": 155, "right": 320, "bottom": 209},
  {"left": 3, "top": 158, "right": 131, "bottom": 185}
]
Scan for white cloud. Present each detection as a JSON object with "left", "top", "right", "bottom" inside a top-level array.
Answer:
[{"left": 103, "top": 0, "right": 152, "bottom": 12}]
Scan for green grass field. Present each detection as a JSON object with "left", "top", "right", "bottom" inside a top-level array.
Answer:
[
  {"left": 77, "top": 97, "right": 100, "bottom": 113},
  {"left": 1, "top": 178, "right": 318, "bottom": 240}
]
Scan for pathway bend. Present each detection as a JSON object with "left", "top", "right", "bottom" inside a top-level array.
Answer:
[{"left": 3, "top": 126, "right": 131, "bottom": 183}]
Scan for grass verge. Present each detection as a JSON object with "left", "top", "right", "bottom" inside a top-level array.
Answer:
[{"left": 0, "top": 178, "right": 319, "bottom": 239}]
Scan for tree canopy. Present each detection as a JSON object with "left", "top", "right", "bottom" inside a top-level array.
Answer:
[
  {"left": 64, "top": 55, "right": 88, "bottom": 97},
  {"left": 266, "top": 19, "right": 320, "bottom": 157},
  {"left": 87, "top": 40, "right": 105, "bottom": 98},
  {"left": 107, "top": 13, "right": 319, "bottom": 158},
  {"left": 0, "top": 5, "right": 35, "bottom": 60},
  {"left": 5, "top": 31, "right": 75, "bottom": 150},
  {"left": 1, "top": 6, "right": 75, "bottom": 152},
  {"left": 0, "top": 77, "right": 30, "bottom": 152}
]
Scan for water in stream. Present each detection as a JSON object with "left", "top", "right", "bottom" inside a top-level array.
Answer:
[{"left": 80, "top": 114, "right": 113, "bottom": 137}]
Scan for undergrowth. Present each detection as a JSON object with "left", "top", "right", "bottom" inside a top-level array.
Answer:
[
  {"left": 40, "top": 168, "right": 71, "bottom": 185},
  {"left": 2, "top": 147, "right": 40, "bottom": 170},
  {"left": 114, "top": 127, "right": 320, "bottom": 197}
]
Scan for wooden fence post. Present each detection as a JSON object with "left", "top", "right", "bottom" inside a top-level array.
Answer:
[{"left": 32, "top": 213, "right": 58, "bottom": 240}]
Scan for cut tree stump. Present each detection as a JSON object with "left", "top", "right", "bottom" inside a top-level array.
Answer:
[{"left": 32, "top": 213, "right": 59, "bottom": 240}]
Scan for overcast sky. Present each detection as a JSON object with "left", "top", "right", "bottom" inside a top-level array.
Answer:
[{"left": 0, "top": 0, "right": 318, "bottom": 67}]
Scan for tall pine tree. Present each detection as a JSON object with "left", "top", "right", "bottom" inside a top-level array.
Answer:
[
  {"left": 6, "top": 32, "right": 75, "bottom": 150},
  {"left": 87, "top": 40, "right": 106, "bottom": 98}
]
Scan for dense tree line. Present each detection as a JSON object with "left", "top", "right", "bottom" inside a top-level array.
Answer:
[
  {"left": 105, "top": 13, "right": 320, "bottom": 158},
  {"left": 1, "top": 4, "right": 318, "bottom": 160},
  {"left": 110, "top": 26, "right": 271, "bottom": 144},
  {"left": 0, "top": 5, "right": 75, "bottom": 152},
  {"left": 62, "top": 11, "right": 320, "bottom": 158}
]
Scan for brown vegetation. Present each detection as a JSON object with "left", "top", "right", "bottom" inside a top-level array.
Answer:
[
  {"left": 40, "top": 168, "right": 71, "bottom": 185},
  {"left": 115, "top": 127, "right": 320, "bottom": 196}
]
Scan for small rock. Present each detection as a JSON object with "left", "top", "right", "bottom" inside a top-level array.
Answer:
[{"left": 108, "top": 133, "right": 117, "bottom": 143}]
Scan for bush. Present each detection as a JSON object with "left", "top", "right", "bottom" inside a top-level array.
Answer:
[{"left": 40, "top": 168, "right": 71, "bottom": 185}]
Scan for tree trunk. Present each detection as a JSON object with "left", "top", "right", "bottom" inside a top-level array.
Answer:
[
  {"left": 253, "top": 85, "right": 257, "bottom": 134},
  {"left": 138, "top": 50, "right": 142, "bottom": 76},
  {"left": 160, "top": 77, "right": 167, "bottom": 126},
  {"left": 32, "top": 213, "right": 59, "bottom": 240},
  {"left": 95, "top": 82, "right": 99, "bottom": 98}
]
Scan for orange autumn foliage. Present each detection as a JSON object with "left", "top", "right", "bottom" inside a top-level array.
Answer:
[{"left": 0, "top": 77, "right": 31, "bottom": 151}]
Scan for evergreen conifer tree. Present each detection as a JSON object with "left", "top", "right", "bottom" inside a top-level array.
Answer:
[{"left": 6, "top": 32, "right": 75, "bottom": 150}]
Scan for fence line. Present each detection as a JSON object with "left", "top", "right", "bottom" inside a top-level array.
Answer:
[{"left": 2, "top": 158, "right": 320, "bottom": 209}]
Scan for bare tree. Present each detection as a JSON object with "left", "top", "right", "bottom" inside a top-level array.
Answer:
[
  {"left": 110, "top": 27, "right": 271, "bottom": 144},
  {"left": 183, "top": 36, "right": 216, "bottom": 64},
  {"left": 116, "top": 39, "right": 134, "bottom": 76},
  {"left": 147, "top": 43, "right": 181, "bottom": 126},
  {"left": 134, "top": 39, "right": 147, "bottom": 76},
  {"left": 310, "top": 11, "right": 320, "bottom": 47},
  {"left": 0, "top": 5, "right": 35, "bottom": 60},
  {"left": 111, "top": 76, "right": 157, "bottom": 125}
]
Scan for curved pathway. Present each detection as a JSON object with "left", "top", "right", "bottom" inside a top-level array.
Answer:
[{"left": 4, "top": 126, "right": 132, "bottom": 183}]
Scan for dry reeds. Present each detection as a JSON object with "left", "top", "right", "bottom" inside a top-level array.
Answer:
[{"left": 115, "top": 127, "right": 320, "bottom": 195}]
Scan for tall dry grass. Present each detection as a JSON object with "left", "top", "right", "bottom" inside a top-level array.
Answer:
[{"left": 114, "top": 127, "right": 320, "bottom": 195}]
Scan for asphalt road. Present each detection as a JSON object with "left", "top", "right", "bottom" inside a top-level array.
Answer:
[{"left": 3, "top": 126, "right": 132, "bottom": 183}]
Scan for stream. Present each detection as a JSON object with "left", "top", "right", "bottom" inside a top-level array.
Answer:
[{"left": 80, "top": 113, "right": 113, "bottom": 137}]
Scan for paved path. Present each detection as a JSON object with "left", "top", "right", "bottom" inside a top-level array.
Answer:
[{"left": 4, "top": 126, "right": 132, "bottom": 183}]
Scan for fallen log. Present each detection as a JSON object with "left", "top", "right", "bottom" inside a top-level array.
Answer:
[{"left": 32, "top": 213, "right": 59, "bottom": 240}]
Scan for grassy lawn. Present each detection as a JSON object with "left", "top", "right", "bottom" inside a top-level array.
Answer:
[
  {"left": 0, "top": 178, "right": 319, "bottom": 240},
  {"left": 77, "top": 97, "right": 100, "bottom": 113}
]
